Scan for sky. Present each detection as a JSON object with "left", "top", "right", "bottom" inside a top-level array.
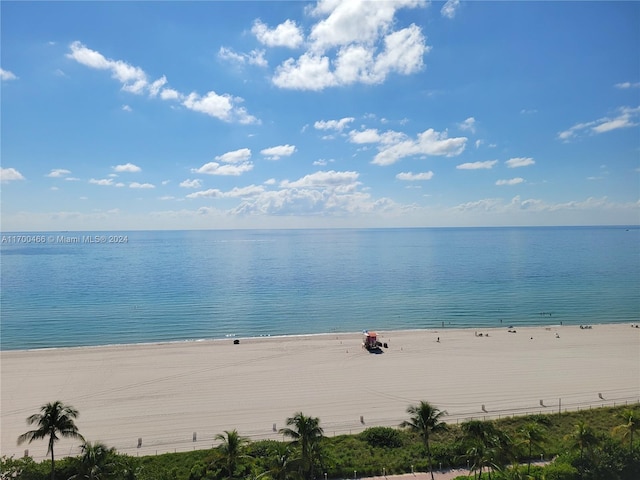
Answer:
[{"left": 1, "top": 0, "right": 639, "bottom": 231}]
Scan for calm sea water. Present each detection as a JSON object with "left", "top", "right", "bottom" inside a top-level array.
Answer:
[{"left": 1, "top": 227, "right": 638, "bottom": 350}]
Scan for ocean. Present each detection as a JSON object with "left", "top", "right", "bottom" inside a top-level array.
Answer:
[{"left": 1, "top": 226, "right": 638, "bottom": 350}]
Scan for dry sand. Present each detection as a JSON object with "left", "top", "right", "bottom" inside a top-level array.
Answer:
[{"left": 1, "top": 324, "right": 639, "bottom": 463}]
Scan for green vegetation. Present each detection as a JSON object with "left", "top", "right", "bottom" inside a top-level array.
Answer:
[
  {"left": 3, "top": 403, "right": 639, "bottom": 480},
  {"left": 16, "top": 401, "right": 85, "bottom": 480}
]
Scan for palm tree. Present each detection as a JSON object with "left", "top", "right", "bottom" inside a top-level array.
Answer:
[
  {"left": 265, "top": 442, "right": 296, "bottom": 480},
  {"left": 400, "top": 401, "right": 447, "bottom": 480},
  {"left": 565, "top": 420, "right": 599, "bottom": 461},
  {"left": 279, "top": 412, "right": 324, "bottom": 480},
  {"left": 461, "top": 420, "right": 512, "bottom": 480},
  {"left": 17, "top": 401, "right": 84, "bottom": 480},
  {"left": 612, "top": 408, "right": 640, "bottom": 453},
  {"left": 69, "top": 441, "right": 116, "bottom": 480},
  {"left": 517, "top": 422, "right": 546, "bottom": 474},
  {"left": 214, "top": 429, "right": 250, "bottom": 479}
]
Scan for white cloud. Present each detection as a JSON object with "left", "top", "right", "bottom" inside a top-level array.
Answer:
[
  {"left": 215, "top": 148, "right": 252, "bottom": 164},
  {"left": 89, "top": 178, "right": 114, "bottom": 186},
  {"left": 67, "top": 41, "right": 148, "bottom": 94},
  {"left": 1, "top": 167, "right": 25, "bottom": 182},
  {"left": 456, "top": 160, "right": 498, "bottom": 170},
  {"left": 592, "top": 106, "right": 639, "bottom": 133},
  {"left": 180, "top": 179, "right": 202, "bottom": 189},
  {"left": 191, "top": 162, "right": 253, "bottom": 176},
  {"left": 558, "top": 105, "right": 640, "bottom": 140},
  {"left": 614, "top": 82, "right": 640, "bottom": 89},
  {"left": 396, "top": 171, "right": 434, "bottom": 181},
  {"left": 160, "top": 88, "right": 180, "bottom": 100},
  {"left": 148, "top": 76, "right": 168, "bottom": 97},
  {"left": 458, "top": 117, "right": 476, "bottom": 133},
  {"left": 46, "top": 169, "right": 72, "bottom": 178},
  {"left": 67, "top": 41, "right": 258, "bottom": 124},
  {"left": 308, "top": 0, "right": 425, "bottom": 51},
  {"left": 505, "top": 157, "right": 535, "bottom": 168},
  {"left": 441, "top": 0, "right": 460, "bottom": 19},
  {"left": 122, "top": 104, "right": 132, "bottom": 112},
  {"left": 182, "top": 91, "right": 258, "bottom": 124},
  {"left": 218, "top": 47, "right": 268, "bottom": 67},
  {"left": 130, "top": 182, "right": 155, "bottom": 189},
  {"left": 113, "top": 163, "right": 141, "bottom": 173},
  {"left": 349, "top": 128, "right": 406, "bottom": 145},
  {"left": 186, "top": 188, "right": 222, "bottom": 199},
  {"left": 186, "top": 185, "right": 264, "bottom": 199},
  {"left": 496, "top": 178, "right": 524, "bottom": 186},
  {"left": 252, "top": 19, "right": 304, "bottom": 48},
  {"left": 191, "top": 148, "right": 254, "bottom": 176},
  {"left": 271, "top": 1, "right": 430, "bottom": 90},
  {"left": 372, "top": 128, "right": 467, "bottom": 166},
  {"left": 0, "top": 68, "right": 18, "bottom": 81},
  {"left": 261, "top": 144, "right": 297, "bottom": 160},
  {"left": 281, "top": 170, "right": 359, "bottom": 190},
  {"left": 314, "top": 117, "right": 355, "bottom": 131}
]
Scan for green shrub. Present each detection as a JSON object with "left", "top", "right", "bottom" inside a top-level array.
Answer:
[{"left": 359, "top": 427, "right": 404, "bottom": 448}]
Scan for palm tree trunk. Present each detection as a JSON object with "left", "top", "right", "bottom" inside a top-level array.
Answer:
[
  {"left": 427, "top": 441, "right": 434, "bottom": 480},
  {"left": 50, "top": 446, "right": 55, "bottom": 480}
]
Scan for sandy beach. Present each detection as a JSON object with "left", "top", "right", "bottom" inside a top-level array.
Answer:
[{"left": 1, "top": 324, "right": 639, "bottom": 462}]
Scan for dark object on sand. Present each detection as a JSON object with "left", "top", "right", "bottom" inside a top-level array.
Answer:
[{"left": 233, "top": 339, "right": 240, "bottom": 345}]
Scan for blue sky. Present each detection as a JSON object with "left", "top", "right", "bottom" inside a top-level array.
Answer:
[{"left": 1, "top": 0, "right": 639, "bottom": 231}]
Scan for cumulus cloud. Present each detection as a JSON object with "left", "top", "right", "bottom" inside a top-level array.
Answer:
[
  {"left": 67, "top": 41, "right": 259, "bottom": 124},
  {"left": 396, "top": 171, "right": 434, "bottom": 181},
  {"left": 191, "top": 148, "right": 254, "bottom": 176},
  {"left": 261, "top": 144, "right": 297, "bottom": 160},
  {"left": 113, "top": 163, "right": 141, "bottom": 173},
  {"left": 215, "top": 148, "right": 252, "bottom": 164},
  {"left": 0, "top": 68, "right": 18, "bottom": 81},
  {"left": 130, "top": 182, "right": 155, "bottom": 189},
  {"left": 558, "top": 105, "right": 639, "bottom": 140},
  {"left": 441, "top": 0, "right": 460, "bottom": 19},
  {"left": 180, "top": 179, "right": 202, "bottom": 189},
  {"left": 456, "top": 160, "right": 498, "bottom": 170},
  {"left": 252, "top": 19, "right": 304, "bottom": 48},
  {"left": 372, "top": 128, "right": 467, "bottom": 166},
  {"left": 89, "top": 178, "right": 114, "bottom": 186},
  {"left": 505, "top": 157, "right": 535, "bottom": 168},
  {"left": 348, "top": 128, "right": 408, "bottom": 145},
  {"left": 496, "top": 178, "right": 524, "bottom": 186},
  {"left": 1, "top": 167, "right": 25, "bottom": 182},
  {"left": 186, "top": 185, "right": 265, "bottom": 199},
  {"left": 281, "top": 170, "right": 360, "bottom": 190},
  {"left": 67, "top": 41, "right": 148, "bottom": 94},
  {"left": 314, "top": 117, "right": 355, "bottom": 131},
  {"left": 458, "top": 117, "right": 476, "bottom": 133},
  {"left": 182, "top": 91, "right": 258, "bottom": 124},
  {"left": 218, "top": 47, "right": 268, "bottom": 67},
  {"left": 270, "top": 0, "right": 430, "bottom": 90},
  {"left": 192, "top": 162, "right": 253, "bottom": 176},
  {"left": 47, "top": 169, "right": 72, "bottom": 178}
]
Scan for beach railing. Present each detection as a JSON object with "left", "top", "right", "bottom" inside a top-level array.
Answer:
[{"left": 14, "top": 395, "right": 640, "bottom": 461}]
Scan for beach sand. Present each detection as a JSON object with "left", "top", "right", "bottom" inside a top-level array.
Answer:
[{"left": 1, "top": 324, "right": 639, "bottom": 463}]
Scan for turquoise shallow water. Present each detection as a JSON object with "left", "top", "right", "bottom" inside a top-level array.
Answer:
[{"left": 1, "top": 226, "right": 639, "bottom": 350}]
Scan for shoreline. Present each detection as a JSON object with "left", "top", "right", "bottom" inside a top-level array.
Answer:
[
  {"left": 0, "top": 320, "right": 626, "bottom": 353},
  {"left": 2, "top": 323, "right": 639, "bottom": 461}
]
